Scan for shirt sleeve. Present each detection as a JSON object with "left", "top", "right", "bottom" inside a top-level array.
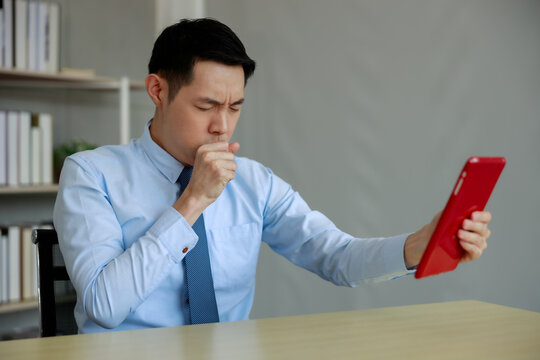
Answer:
[
  {"left": 261, "top": 169, "right": 414, "bottom": 286},
  {"left": 53, "top": 155, "right": 198, "bottom": 329}
]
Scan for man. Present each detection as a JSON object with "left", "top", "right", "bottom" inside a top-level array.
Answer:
[{"left": 54, "top": 18, "right": 491, "bottom": 333}]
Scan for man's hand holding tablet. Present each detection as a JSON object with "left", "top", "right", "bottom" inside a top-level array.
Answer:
[{"left": 402, "top": 157, "right": 506, "bottom": 278}]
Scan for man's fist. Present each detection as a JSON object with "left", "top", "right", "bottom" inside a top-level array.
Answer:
[{"left": 173, "top": 141, "right": 239, "bottom": 225}]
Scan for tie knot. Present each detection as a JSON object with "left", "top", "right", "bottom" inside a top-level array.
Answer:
[{"left": 178, "top": 166, "right": 193, "bottom": 192}]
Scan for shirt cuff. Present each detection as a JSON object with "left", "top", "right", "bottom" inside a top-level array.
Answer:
[
  {"left": 384, "top": 233, "right": 417, "bottom": 280},
  {"left": 148, "top": 207, "right": 198, "bottom": 263}
]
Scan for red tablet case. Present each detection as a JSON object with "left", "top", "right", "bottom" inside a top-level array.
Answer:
[{"left": 415, "top": 157, "right": 506, "bottom": 279}]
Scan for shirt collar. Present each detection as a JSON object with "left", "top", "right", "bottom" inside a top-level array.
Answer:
[{"left": 138, "top": 119, "right": 185, "bottom": 183}]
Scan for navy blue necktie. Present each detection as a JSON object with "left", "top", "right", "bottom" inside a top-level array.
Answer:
[{"left": 178, "top": 166, "right": 220, "bottom": 324}]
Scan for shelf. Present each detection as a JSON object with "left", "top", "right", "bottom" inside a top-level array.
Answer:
[
  {"left": 0, "top": 68, "right": 144, "bottom": 144},
  {"left": 0, "top": 185, "right": 59, "bottom": 195},
  {"left": 0, "top": 67, "right": 145, "bottom": 90},
  {"left": 0, "top": 300, "right": 38, "bottom": 314},
  {"left": 0, "top": 295, "right": 75, "bottom": 315}
]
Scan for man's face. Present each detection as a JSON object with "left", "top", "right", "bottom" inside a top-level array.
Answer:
[{"left": 153, "top": 60, "right": 245, "bottom": 166}]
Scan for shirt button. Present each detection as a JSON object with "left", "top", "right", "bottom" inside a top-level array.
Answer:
[
  {"left": 182, "top": 247, "right": 188, "bottom": 254},
  {"left": 186, "top": 298, "right": 190, "bottom": 304}
]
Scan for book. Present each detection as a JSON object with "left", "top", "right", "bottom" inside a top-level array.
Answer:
[
  {"left": 46, "top": 1, "right": 59, "bottom": 73},
  {"left": 11, "top": 0, "right": 61, "bottom": 73},
  {"left": 14, "top": 0, "right": 27, "bottom": 70},
  {"left": 0, "top": 111, "right": 7, "bottom": 186},
  {"left": 30, "top": 117, "right": 41, "bottom": 184},
  {"left": 3, "top": 0, "right": 14, "bottom": 68},
  {"left": 21, "top": 226, "right": 34, "bottom": 300},
  {"left": 8, "top": 225, "right": 21, "bottom": 303},
  {"left": 0, "top": 7, "right": 4, "bottom": 68},
  {"left": 38, "top": 113, "right": 53, "bottom": 184},
  {"left": 37, "top": 0, "right": 46, "bottom": 72},
  {"left": 6, "top": 110, "right": 18, "bottom": 186},
  {"left": 27, "top": 0, "right": 37, "bottom": 71},
  {"left": 0, "top": 227, "right": 7, "bottom": 303},
  {"left": 60, "top": 67, "right": 96, "bottom": 78},
  {"left": 18, "top": 110, "right": 31, "bottom": 186}
]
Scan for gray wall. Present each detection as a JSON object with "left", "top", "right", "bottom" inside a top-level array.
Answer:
[
  {"left": 206, "top": 0, "right": 540, "bottom": 316},
  {"left": 54, "top": 0, "right": 155, "bottom": 146}
]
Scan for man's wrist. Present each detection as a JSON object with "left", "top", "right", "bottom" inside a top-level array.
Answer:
[
  {"left": 173, "top": 190, "right": 209, "bottom": 226},
  {"left": 404, "top": 232, "right": 423, "bottom": 269}
]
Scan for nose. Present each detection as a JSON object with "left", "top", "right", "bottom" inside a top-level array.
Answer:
[{"left": 209, "top": 108, "right": 228, "bottom": 136}]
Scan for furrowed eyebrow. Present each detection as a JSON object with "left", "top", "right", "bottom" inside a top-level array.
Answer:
[
  {"left": 196, "top": 97, "right": 245, "bottom": 106},
  {"left": 196, "top": 97, "right": 221, "bottom": 106},
  {"left": 231, "top": 98, "right": 245, "bottom": 106}
]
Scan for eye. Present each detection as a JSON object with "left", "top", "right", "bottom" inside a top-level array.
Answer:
[
  {"left": 229, "top": 106, "right": 241, "bottom": 113},
  {"left": 195, "top": 106, "right": 211, "bottom": 111}
]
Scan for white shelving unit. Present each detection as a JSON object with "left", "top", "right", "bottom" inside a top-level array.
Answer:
[
  {"left": 0, "top": 68, "right": 145, "bottom": 318},
  {"left": 0, "top": 185, "right": 59, "bottom": 195},
  {"left": 0, "top": 68, "right": 145, "bottom": 145},
  {"left": 0, "top": 300, "right": 39, "bottom": 315}
]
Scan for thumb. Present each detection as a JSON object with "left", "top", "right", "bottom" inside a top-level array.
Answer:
[
  {"left": 228, "top": 142, "right": 240, "bottom": 154},
  {"left": 433, "top": 210, "right": 443, "bottom": 224}
]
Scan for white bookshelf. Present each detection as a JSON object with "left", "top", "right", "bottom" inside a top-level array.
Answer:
[
  {"left": 0, "top": 185, "right": 59, "bottom": 195},
  {"left": 0, "top": 67, "right": 144, "bottom": 87},
  {"left": 0, "top": 69, "right": 144, "bottom": 318},
  {"left": 0, "top": 300, "right": 38, "bottom": 315},
  {"left": 0, "top": 68, "right": 145, "bottom": 145}
]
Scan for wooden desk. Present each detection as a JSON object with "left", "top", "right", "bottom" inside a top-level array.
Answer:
[{"left": 1, "top": 300, "right": 539, "bottom": 359}]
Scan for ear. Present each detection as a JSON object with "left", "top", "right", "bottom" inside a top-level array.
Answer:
[{"left": 145, "top": 74, "right": 168, "bottom": 107}]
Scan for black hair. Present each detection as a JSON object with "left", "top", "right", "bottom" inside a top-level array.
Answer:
[{"left": 148, "top": 18, "right": 256, "bottom": 101}]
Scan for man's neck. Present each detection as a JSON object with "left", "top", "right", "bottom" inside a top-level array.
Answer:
[{"left": 148, "top": 113, "right": 190, "bottom": 167}]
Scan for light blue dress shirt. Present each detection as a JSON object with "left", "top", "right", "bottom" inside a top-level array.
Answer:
[{"left": 53, "top": 120, "right": 413, "bottom": 333}]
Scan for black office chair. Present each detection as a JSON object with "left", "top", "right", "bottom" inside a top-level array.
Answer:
[{"left": 32, "top": 229, "right": 78, "bottom": 337}]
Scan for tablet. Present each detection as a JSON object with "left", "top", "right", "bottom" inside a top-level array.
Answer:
[{"left": 415, "top": 156, "right": 506, "bottom": 279}]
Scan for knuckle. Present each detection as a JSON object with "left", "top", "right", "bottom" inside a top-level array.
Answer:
[
  {"left": 474, "top": 233, "right": 483, "bottom": 243},
  {"left": 476, "top": 247, "right": 483, "bottom": 257},
  {"left": 210, "top": 160, "right": 221, "bottom": 172},
  {"left": 196, "top": 145, "right": 208, "bottom": 157},
  {"left": 201, "top": 152, "right": 211, "bottom": 162}
]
